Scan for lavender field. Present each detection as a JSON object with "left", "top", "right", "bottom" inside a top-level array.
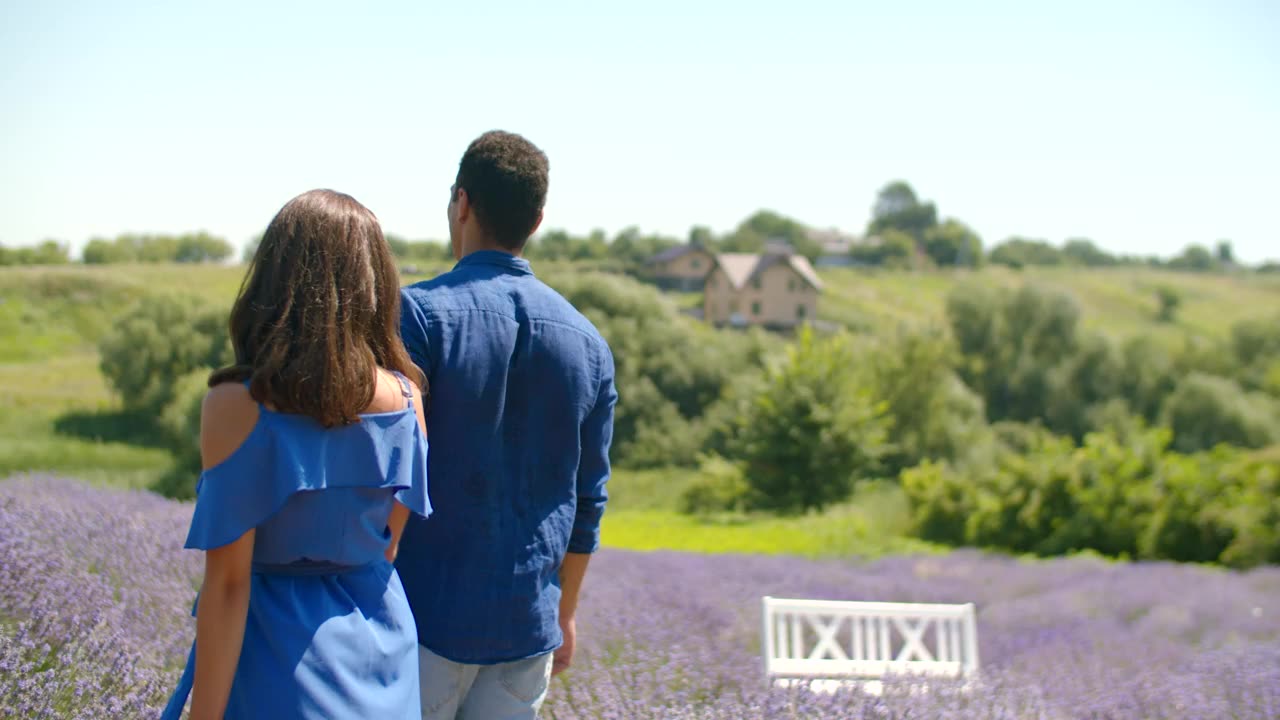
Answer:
[{"left": 2, "top": 475, "right": 1278, "bottom": 719}]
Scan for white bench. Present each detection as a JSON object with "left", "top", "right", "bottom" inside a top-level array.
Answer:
[{"left": 762, "top": 596, "right": 979, "bottom": 695}]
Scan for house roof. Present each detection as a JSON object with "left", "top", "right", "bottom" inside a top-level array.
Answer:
[
  {"left": 714, "top": 253, "right": 761, "bottom": 288},
  {"left": 785, "top": 255, "right": 824, "bottom": 290},
  {"left": 646, "top": 244, "right": 712, "bottom": 265},
  {"left": 711, "top": 251, "right": 823, "bottom": 291}
]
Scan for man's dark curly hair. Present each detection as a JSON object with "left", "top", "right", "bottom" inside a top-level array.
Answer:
[{"left": 455, "top": 130, "right": 549, "bottom": 251}]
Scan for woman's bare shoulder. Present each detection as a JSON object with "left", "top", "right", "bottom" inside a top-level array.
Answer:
[{"left": 201, "top": 382, "right": 260, "bottom": 469}]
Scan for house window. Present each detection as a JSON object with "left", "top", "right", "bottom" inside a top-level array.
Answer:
[
  {"left": 797, "top": 304, "right": 807, "bottom": 320},
  {"left": 788, "top": 278, "right": 796, "bottom": 292},
  {"left": 691, "top": 258, "right": 702, "bottom": 269},
  {"left": 751, "top": 277, "right": 761, "bottom": 290},
  {"left": 752, "top": 301, "right": 762, "bottom": 316}
]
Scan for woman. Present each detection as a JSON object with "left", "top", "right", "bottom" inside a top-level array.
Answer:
[{"left": 161, "top": 189, "right": 430, "bottom": 719}]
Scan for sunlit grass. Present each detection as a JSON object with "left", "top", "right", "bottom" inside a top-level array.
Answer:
[
  {"left": 816, "top": 265, "right": 1280, "bottom": 345},
  {"left": 601, "top": 478, "right": 938, "bottom": 558}
]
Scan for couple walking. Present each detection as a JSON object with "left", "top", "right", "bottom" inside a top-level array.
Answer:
[{"left": 160, "top": 131, "right": 617, "bottom": 719}]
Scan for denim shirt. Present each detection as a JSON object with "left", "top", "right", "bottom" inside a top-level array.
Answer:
[{"left": 395, "top": 251, "right": 617, "bottom": 664}]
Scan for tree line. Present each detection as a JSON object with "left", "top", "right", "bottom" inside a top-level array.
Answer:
[
  {"left": 8, "top": 180, "right": 1273, "bottom": 271},
  {"left": 0, "top": 233, "right": 234, "bottom": 266}
]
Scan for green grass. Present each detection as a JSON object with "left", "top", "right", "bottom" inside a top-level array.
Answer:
[
  {"left": 600, "top": 473, "right": 937, "bottom": 558},
  {"left": 815, "top": 265, "right": 1280, "bottom": 344},
  {"left": 601, "top": 508, "right": 939, "bottom": 558}
]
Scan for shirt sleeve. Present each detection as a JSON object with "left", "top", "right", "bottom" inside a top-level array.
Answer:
[
  {"left": 569, "top": 341, "right": 618, "bottom": 554},
  {"left": 399, "top": 287, "right": 433, "bottom": 377}
]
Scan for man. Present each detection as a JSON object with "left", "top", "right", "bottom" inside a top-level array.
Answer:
[{"left": 396, "top": 130, "right": 617, "bottom": 719}]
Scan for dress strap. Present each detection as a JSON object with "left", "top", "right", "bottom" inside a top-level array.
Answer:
[{"left": 390, "top": 370, "right": 414, "bottom": 409}]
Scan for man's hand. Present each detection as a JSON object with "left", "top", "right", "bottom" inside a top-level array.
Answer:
[{"left": 552, "top": 614, "right": 576, "bottom": 676}]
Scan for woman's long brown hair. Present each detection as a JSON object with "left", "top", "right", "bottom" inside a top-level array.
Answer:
[{"left": 209, "top": 189, "right": 426, "bottom": 427}]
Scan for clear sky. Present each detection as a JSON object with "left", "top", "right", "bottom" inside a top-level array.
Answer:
[{"left": 2, "top": 0, "right": 1277, "bottom": 261}]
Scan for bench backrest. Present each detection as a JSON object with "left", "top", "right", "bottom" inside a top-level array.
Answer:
[{"left": 762, "top": 597, "right": 979, "bottom": 681}]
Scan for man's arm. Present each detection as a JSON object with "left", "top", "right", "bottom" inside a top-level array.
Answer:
[
  {"left": 398, "top": 288, "right": 433, "bottom": 377},
  {"left": 555, "top": 345, "right": 617, "bottom": 676}
]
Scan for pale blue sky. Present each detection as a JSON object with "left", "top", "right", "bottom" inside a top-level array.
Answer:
[{"left": 2, "top": 0, "right": 1277, "bottom": 261}]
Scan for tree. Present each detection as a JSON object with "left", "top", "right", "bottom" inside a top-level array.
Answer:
[
  {"left": 849, "top": 229, "right": 917, "bottom": 268},
  {"left": 83, "top": 237, "right": 132, "bottom": 264},
  {"left": 1216, "top": 240, "right": 1235, "bottom": 265},
  {"left": 869, "top": 327, "right": 987, "bottom": 473},
  {"left": 1061, "top": 238, "right": 1116, "bottom": 267},
  {"left": 688, "top": 225, "right": 716, "bottom": 248},
  {"left": 2, "top": 240, "right": 73, "bottom": 265},
  {"left": 988, "top": 237, "right": 1062, "bottom": 268},
  {"left": 1168, "top": 244, "right": 1216, "bottom": 272},
  {"left": 1230, "top": 315, "right": 1280, "bottom": 394},
  {"left": 728, "top": 328, "right": 889, "bottom": 513},
  {"left": 174, "top": 232, "right": 232, "bottom": 263},
  {"left": 1161, "top": 373, "right": 1280, "bottom": 452},
  {"left": 867, "top": 181, "right": 938, "bottom": 243},
  {"left": 99, "top": 296, "right": 232, "bottom": 413},
  {"left": 872, "top": 181, "right": 918, "bottom": 219},
  {"left": 728, "top": 210, "right": 820, "bottom": 260},
  {"left": 922, "top": 219, "right": 983, "bottom": 267},
  {"left": 947, "top": 283, "right": 1083, "bottom": 426}
]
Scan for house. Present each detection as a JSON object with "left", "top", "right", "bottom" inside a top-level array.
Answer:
[
  {"left": 643, "top": 244, "right": 716, "bottom": 291},
  {"left": 702, "top": 247, "right": 822, "bottom": 329},
  {"left": 810, "top": 228, "right": 874, "bottom": 268}
]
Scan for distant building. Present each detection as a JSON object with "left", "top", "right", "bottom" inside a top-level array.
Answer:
[
  {"left": 809, "top": 227, "right": 867, "bottom": 268},
  {"left": 643, "top": 244, "right": 716, "bottom": 291},
  {"left": 702, "top": 247, "right": 822, "bottom": 330}
]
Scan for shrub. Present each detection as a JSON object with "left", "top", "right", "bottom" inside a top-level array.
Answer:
[
  {"left": 725, "top": 328, "right": 889, "bottom": 513},
  {"left": 98, "top": 295, "right": 230, "bottom": 413},
  {"left": 679, "top": 454, "right": 751, "bottom": 515},
  {"left": 901, "top": 424, "right": 1280, "bottom": 567},
  {"left": 152, "top": 369, "right": 210, "bottom": 499},
  {"left": 868, "top": 327, "right": 988, "bottom": 473},
  {"left": 1161, "top": 373, "right": 1280, "bottom": 452}
]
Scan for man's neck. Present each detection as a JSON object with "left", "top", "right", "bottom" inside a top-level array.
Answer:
[{"left": 460, "top": 237, "right": 521, "bottom": 260}]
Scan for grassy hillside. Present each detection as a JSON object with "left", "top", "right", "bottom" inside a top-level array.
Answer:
[
  {"left": 818, "top": 265, "right": 1280, "bottom": 343},
  {"left": 2, "top": 261, "right": 1276, "bottom": 555}
]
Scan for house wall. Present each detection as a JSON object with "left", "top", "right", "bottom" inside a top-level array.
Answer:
[
  {"left": 703, "top": 268, "right": 735, "bottom": 324},
  {"left": 704, "top": 264, "right": 818, "bottom": 328}
]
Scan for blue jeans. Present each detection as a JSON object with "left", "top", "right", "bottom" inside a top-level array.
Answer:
[{"left": 418, "top": 646, "right": 553, "bottom": 720}]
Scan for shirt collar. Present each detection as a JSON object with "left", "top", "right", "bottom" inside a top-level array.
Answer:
[{"left": 454, "top": 250, "right": 533, "bottom": 275}]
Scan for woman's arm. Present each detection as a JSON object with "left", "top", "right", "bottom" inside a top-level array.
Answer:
[
  {"left": 188, "top": 384, "right": 260, "bottom": 720},
  {"left": 190, "top": 530, "right": 254, "bottom": 720},
  {"left": 386, "top": 380, "right": 429, "bottom": 563},
  {"left": 385, "top": 502, "right": 410, "bottom": 563}
]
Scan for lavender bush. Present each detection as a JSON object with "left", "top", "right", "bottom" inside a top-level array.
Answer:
[{"left": 2, "top": 475, "right": 1278, "bottom": 719}]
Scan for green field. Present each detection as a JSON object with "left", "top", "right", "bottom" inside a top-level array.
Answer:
[
  {"left": 3, "top": 261, "right": 1276, "bottom": 556},
  {"left": 817, "top": 265, "right": 1280, "bottom": 343}
]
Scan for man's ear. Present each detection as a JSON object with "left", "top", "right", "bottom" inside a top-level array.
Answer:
[
  {"left": 456, "top": 189, "right": 471, "bottom": 223},
  {"left": 529, "top": 210, "right": 544, "bottom": 236}
]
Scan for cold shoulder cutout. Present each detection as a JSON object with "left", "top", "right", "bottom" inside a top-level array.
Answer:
[
  {"left": 183, "top": 376, "right": 430, "bottom": 552},
  {"left": 200, "top": 382, "right": 262, "bottom": 470}
]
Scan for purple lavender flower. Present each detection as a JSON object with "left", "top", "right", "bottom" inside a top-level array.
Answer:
[{"left": 2, "top": 474, "right": 1278, "bottom": 718}]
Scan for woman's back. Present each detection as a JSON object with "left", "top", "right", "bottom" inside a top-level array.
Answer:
[{"left": 188, "top": 370, "right": 429, "bottom": 567}]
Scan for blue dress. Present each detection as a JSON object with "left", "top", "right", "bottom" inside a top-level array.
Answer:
[{"left": 161, "top": 373, "right": 430, "bottom": 719}]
